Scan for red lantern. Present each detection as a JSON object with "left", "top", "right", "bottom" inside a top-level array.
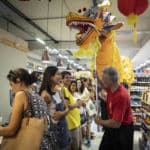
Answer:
[{"left": 117, "top": 0, "right": 149, "bottom": 43}]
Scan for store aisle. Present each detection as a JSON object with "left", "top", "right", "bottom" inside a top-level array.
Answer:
[
  {"left": 134, "top": 131, "right": 142, "bottom": 150},
  {"left": 83, "top": 130, "right": 142, "bottom": 150}
]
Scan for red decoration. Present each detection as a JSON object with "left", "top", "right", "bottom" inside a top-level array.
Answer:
[
  {"left": 118, "top": 0, "right": 148, "bottom": 16},
  {"left": 117, "top": 0, "right": 149, "bottom": 43}
]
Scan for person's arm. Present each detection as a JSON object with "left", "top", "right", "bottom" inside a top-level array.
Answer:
[
  {"left": 60, "top": 93, "right": 69, "bottom": 116},
  {"left": 53, "top": 92, "right": 69, "bottom": 121},
  {"left": 95, "top": 116, "right": 121, "bottom": 128},
  {"left": 95, "top": 94, "right": 127, "bottom": 128},
  {"left": 63, "top": 88, "right": 82, "bottom": 110},
  {"left": 67, "top": 99, "right": 82, "bottom": 110},
  {"left": 93, "top": 71, "right": 105, "bottom": 88},
  {"left": 0, "top": 91, "right": 26, "bottom": 136},
  {"left": 41, "top": 90, "right": 52, "bottom": 104},
  {"left": 99, "top": 89, "right": 107, "bottom": 102}
]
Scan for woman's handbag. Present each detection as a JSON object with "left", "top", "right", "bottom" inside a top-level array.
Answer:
[
  {"left": 86, "top": 100, "right": 97, "bottom": 117},
  {"left": 1, "top": 92, "right": 45, "bottom": 150},
  {"left": 80, "top": 113, "right": 88, "bottom": 125}
]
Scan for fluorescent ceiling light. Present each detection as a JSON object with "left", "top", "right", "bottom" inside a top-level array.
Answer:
[
  {"left": 36, "top": 37, "right": 46, "bottom": 45},
  {"left": 45, "top": 46, "right": 50, "bottom": 50},
  {"left": 52, "top": 49, "right": 59, "bottom": 54},
  {"left": 73, "top": 63, "right": 78, "bottom": 67},
  {"left": 59, "top": 54, "right": 63, "bottom": 58},
  {"left": 145, "top": 60, "right": 150, "bottom": 64},
  {"left": 63, "top": 56, "right": 69, "bottom": 59},
  {"left": 41, "top": 50, "right": 50, "bottom": 64},
  {"left": 38, "top": 66, "right": 43, "bottom": 70},
  {"left": 67, "top": 60, "right": 74, "bottom": 64}
]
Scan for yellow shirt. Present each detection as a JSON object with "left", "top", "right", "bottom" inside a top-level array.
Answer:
[{"left": 62, "top": 87, "right": 80, "bottom": 130}]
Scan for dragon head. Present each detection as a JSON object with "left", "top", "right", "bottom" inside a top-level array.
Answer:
[
  {"left": 66, "top": 12, "right": 102, "bottom": 46},
  {"left": 66, "top": 9, "right": 123, "bottom": 47},
  {"left": 66, "top": 1, "right": 127, "bottom": 83}
]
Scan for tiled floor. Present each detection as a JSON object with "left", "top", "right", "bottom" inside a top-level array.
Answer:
[{"left": 83, "top": 122, "right": 142, "bottom": 150}]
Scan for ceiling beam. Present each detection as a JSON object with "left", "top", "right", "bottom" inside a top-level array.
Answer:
[
  {"left": 26, "top": 39, "right": 76, "bottom": 43},
  {"left": 31, "top": 16, "right": 66, "bottom": 21},
  {"left": 1, "top": 16, "right": 35, "bottom": 38},
  {"left": 0, "top": 0, "right": 59, "bottom": 44}
]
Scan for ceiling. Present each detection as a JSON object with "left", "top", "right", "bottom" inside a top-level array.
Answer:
[{"left": 0, "top": 0, "right": 149, "bottom": 67}]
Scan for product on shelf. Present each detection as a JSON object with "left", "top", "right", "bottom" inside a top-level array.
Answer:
[
  {"left": 138, "top": 73, "right": 150, "bottom": 149},
  {"left": 130, "top": 73, "right": 150, "bottom": 132},
  {"left": 145, "top": 116, "right": 150, "bottom": 125}
]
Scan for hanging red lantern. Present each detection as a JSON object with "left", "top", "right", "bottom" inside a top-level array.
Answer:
[{"left": 117, "top": 0, "right": 149, "bottom": 43}]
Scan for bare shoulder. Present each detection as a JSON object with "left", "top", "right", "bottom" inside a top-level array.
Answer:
[
  {"left": 41, "top": 90, "right": 50, "bottom": 98},
  {"left": 15, "top": 91, "right": 28, "bottom": 101},
  {"left": 13, "top": 91, "right": 28, "bottom": 108}
]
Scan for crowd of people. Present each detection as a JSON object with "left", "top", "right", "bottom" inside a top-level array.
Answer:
[
  {"left": 0, "top": 66, "right": 97, "bottom": 150},
  {"left": 0, "top": 66, "right": 134, "bottom": 150}
]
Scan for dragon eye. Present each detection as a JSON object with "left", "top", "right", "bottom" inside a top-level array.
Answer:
[
  {"left": 78, "top": 9, "right": 82, "bottom": 13},
  {"left": 83, "top": 7, "right": 87, "bottom": 11}
]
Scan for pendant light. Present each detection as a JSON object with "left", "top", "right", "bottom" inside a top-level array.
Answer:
[
  {"left": 41, "top": 50, "right": 50, "bottom": 64},
  {"left": 57, "top": 58, "right": 63, "bottom": 67},
  {"left": 66, "top": 63, "right": 72, "bottom": 70}
]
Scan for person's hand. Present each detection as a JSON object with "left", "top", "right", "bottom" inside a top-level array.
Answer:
[
  {"left": 99, "top": 90, "right": 107, "bottom": 101},
  {"left": 53, "top": 111, "right": 64, "bottom": 121},
  {"left": 95, "top": 115, "right": 102, "bottom": 125},
  {"left": 76, "top": 100, "right": 83, "bottom": 108},
  {"left": 93, "top": 70, "right": 98, "bottom": 79},
  {"left": 82, "top": 101, "right": 87, "bottom": 107}
]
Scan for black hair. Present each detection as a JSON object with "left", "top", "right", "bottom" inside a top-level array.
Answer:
[
  {"left": 82, "top": 78, "right": 88, "bottom": 82},
  {"left": 61, "top": 71, "right": 71, "bottom": 79},
  {"left": 39, "top": 66, "right": 58, "bottom": 95},
  {"left": 7, "top": 68, "right": 37, "bottom": 86},
  {"left": 68, "top": 80, "right": 77, "bottom": 93},
  {"left": 76, "top": 79, "right": 85, "bottom": 94}
]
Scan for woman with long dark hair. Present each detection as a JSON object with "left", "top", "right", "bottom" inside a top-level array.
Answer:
[
  {"left": 39, "top": 66, "right": 70, "bottom": 150},
  {"left": 68, "top": 80, "right": 77, "bottom": 96},
  {"left": 0, "top": 68, "right": 50, "bottom": 149}
]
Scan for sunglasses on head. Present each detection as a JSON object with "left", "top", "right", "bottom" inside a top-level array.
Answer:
[{"left": 8, "top": 70, "right": 21, "bottom": 83}]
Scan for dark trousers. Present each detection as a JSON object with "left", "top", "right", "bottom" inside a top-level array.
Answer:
[{"left": 99, "top": 123, "right": 134, "bottom": 150}]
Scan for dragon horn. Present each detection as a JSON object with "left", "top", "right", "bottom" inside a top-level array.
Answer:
[{"left": 98, "top": 0, "right": 111, "bottom": 9}]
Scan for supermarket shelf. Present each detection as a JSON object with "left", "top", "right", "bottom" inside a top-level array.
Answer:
[
  {"left": 133, "top": 82, "right": 150, "bottom": 84},
  {"left": 143, "top": 132, "right": 150, "bottom": 141},
  {"left": 142, "top": 109, "right": 150, "bottom": 116},
  {"left": 131, "top": 104, "right": 142, "bottom": 107},
  {"left": 142, "top": 101, "right": 150, "bottom": 106},
  {"left": 135, "top": 73, "right": 150, "bottom": 77},
  {"left": 131, "top": 96, "right": 141, "bottom": 99},
  {"left": 134, "top": 122, "right": 142, "bottom": 126},
  {"left": 131, "top": 87, "right": 149, "bottom": 90},
  {"left": 133, "top": 112, "right": 142, "bottom": 116},
  {"left": 130, "top": 89, "right": 145, "bottom": 92},
  {"left": 143, "top": 121, "right": 150, "bottom": 130},
  {"left": 139, "top": 138, "right": 150, "bottom": 150}
]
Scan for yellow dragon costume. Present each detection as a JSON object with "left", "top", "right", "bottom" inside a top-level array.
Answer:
[{"left": 66, "top": 0, "right": 134, "bottom": 84}]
